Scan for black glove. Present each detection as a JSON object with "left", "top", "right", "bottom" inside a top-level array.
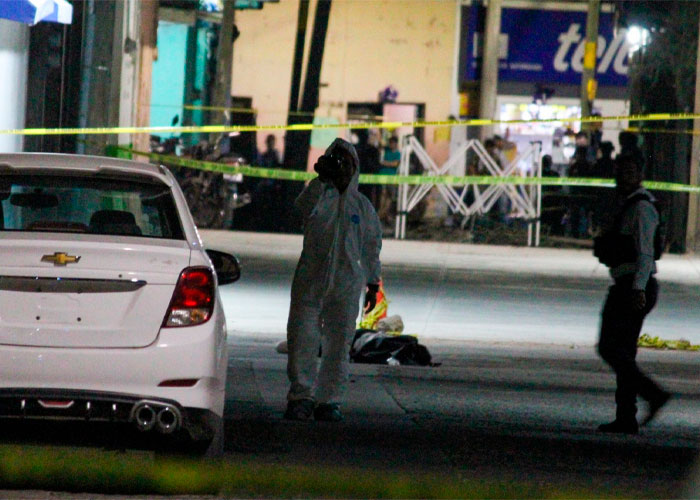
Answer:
[
  {"left": 364, "top": 283, "right": 380, "bottom": 312},
  {"left": 314, "top": 165, "right": 331, "bottom": 183},
  {"left": 314, "top": 154, "right": 340, "bottom": 184}
]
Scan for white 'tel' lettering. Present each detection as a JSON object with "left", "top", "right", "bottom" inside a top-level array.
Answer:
[
  {"left": 598, "top": 31, "right": 625, "bottom": 73},
  {"left": 613, "top": 40, "right": 631, "bottom": 75},
  {"left": 553, "top": 23, "right": 581, "bottom": 72}
]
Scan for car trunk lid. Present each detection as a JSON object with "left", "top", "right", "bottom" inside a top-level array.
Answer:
[{"left": 0, "top": 236, "right": 191, "bottom": 348}]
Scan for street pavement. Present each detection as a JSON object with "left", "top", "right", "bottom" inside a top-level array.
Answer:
[
  {"left": 203, "top": 230, "right": 700, "bottom": 498},
  {"left": 3, "top": 338, "right": 698, "bottom": 498},
  {"left": 222, "top": 338, "right": 700, "bottom": 498}
]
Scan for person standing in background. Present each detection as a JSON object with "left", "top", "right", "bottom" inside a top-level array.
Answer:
[
  {"left": 593, "top": 154, "right": 670, "bottom": 434},
  {"left": 255, "top": 134, "right": 283, "bottom": 231},
  {"left": 378, "top": 136, "right": 401, "bottom": 225},
  {"left": 354, "top": 129, "right": 381, "bottom": 210},
  {"left": 258, "top": 134, "right": 281, "bottom": 168}
]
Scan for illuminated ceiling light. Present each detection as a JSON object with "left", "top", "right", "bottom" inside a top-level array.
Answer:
[
  {"left": 626, "top": 26, "right": 650, "bottom": 53},
  {"left": 627, "top": 26, "right": 642, "bottom": 45}
]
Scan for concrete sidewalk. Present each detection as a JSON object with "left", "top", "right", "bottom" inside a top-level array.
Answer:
[{"left": 201, "top": 229, "right": 700, "bottom": 286}]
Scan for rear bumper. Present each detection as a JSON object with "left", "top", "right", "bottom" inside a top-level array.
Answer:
[
  {"left": 0, "top": 305, "right": 227, "bottom": 419},
  {"left": 0, "top": 388, "right": 218, "bottom": 440}
]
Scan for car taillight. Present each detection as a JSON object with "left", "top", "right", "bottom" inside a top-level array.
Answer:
[{"left": 162, "top": 267, "right": 215, "bottom": 328}]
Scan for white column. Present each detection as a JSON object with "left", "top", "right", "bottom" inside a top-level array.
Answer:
[{"left": 0, "top": 20, "right": 29, "bottom": 153}]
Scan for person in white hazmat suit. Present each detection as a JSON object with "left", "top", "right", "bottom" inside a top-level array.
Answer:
[{"left": 285, "top": 138, "right": 383, "bottom": 422}]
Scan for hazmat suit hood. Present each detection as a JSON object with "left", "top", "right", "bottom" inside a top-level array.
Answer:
[{"left": 324, "top": 138, "right": 360, "bottom": 194}]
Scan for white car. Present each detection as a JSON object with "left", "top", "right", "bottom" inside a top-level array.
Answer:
[{"left": 0, "top": 153, "right": 239, "bottom": 456}]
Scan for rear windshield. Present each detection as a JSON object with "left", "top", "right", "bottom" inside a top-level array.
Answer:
[{"left": 0, "top": 173, "right": 185, "bottom": 239}]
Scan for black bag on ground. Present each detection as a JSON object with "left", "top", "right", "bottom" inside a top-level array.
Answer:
[{"left": 350, "top": 329, "right": 433, "bottom": 366}]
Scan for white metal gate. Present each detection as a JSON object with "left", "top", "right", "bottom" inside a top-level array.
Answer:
[{"left": 395, "top": 136, "right": 542, "bottom": 246}]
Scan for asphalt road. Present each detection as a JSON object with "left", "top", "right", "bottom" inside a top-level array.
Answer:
[
  {"left": 212, "top": 243, "right": 700, "bottom": 498},
  {"left": 222, "top": 338, "right": 700, "bottom": 498}
]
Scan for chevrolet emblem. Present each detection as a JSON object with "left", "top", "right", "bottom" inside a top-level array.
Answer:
[{"left": 41, "top": 252, "right": 81, "bottom": 266}]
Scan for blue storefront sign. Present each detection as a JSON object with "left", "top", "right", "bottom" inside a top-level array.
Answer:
[{"left": 465, "top": 4, "right": 631, "bottom": 87}]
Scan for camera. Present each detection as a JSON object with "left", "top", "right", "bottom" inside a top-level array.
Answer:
[{"left": 314, "top": 153, "right": 343, "bottom": 181}]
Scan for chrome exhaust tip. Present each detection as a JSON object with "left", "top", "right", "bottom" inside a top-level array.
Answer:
[
  {"left": 156, "top": 406, "right": 181, "bottom": 434},
  {"left": 133, "top": 403, "right": 156, "bottom": 432}
]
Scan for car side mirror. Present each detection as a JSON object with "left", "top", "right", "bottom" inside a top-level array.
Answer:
[{"left": 206, "top": 249, "right": 240, "bottom": 285}]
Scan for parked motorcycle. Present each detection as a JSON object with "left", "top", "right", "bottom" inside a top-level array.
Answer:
[{"left": 150, "top": 136, "right": 251, "bottom": 229}]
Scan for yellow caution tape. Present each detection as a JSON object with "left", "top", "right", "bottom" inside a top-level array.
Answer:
[
  {"left": 638, "top": 333, "right": 700, "bottom": 351},
  {"left": 124, "top": 148, "right": 700, "bottom": 193},
  {"left": 149, "top": 105, "right": 700, "bottom": 135},
  {"left": 3, "top": 112, "right": 700, "bottom": 137}
]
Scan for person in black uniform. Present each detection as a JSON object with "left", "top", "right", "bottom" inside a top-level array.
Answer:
[
  {"left": 593, "top": 154, "right": 670, "bottom": 434},
  {"left": 353, "top": 129, "right": 381, "bottom": 210}
]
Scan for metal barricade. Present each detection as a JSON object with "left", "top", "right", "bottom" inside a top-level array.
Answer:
[{"left": 395, "top": 136, "right": 542, "bottom": 246}]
